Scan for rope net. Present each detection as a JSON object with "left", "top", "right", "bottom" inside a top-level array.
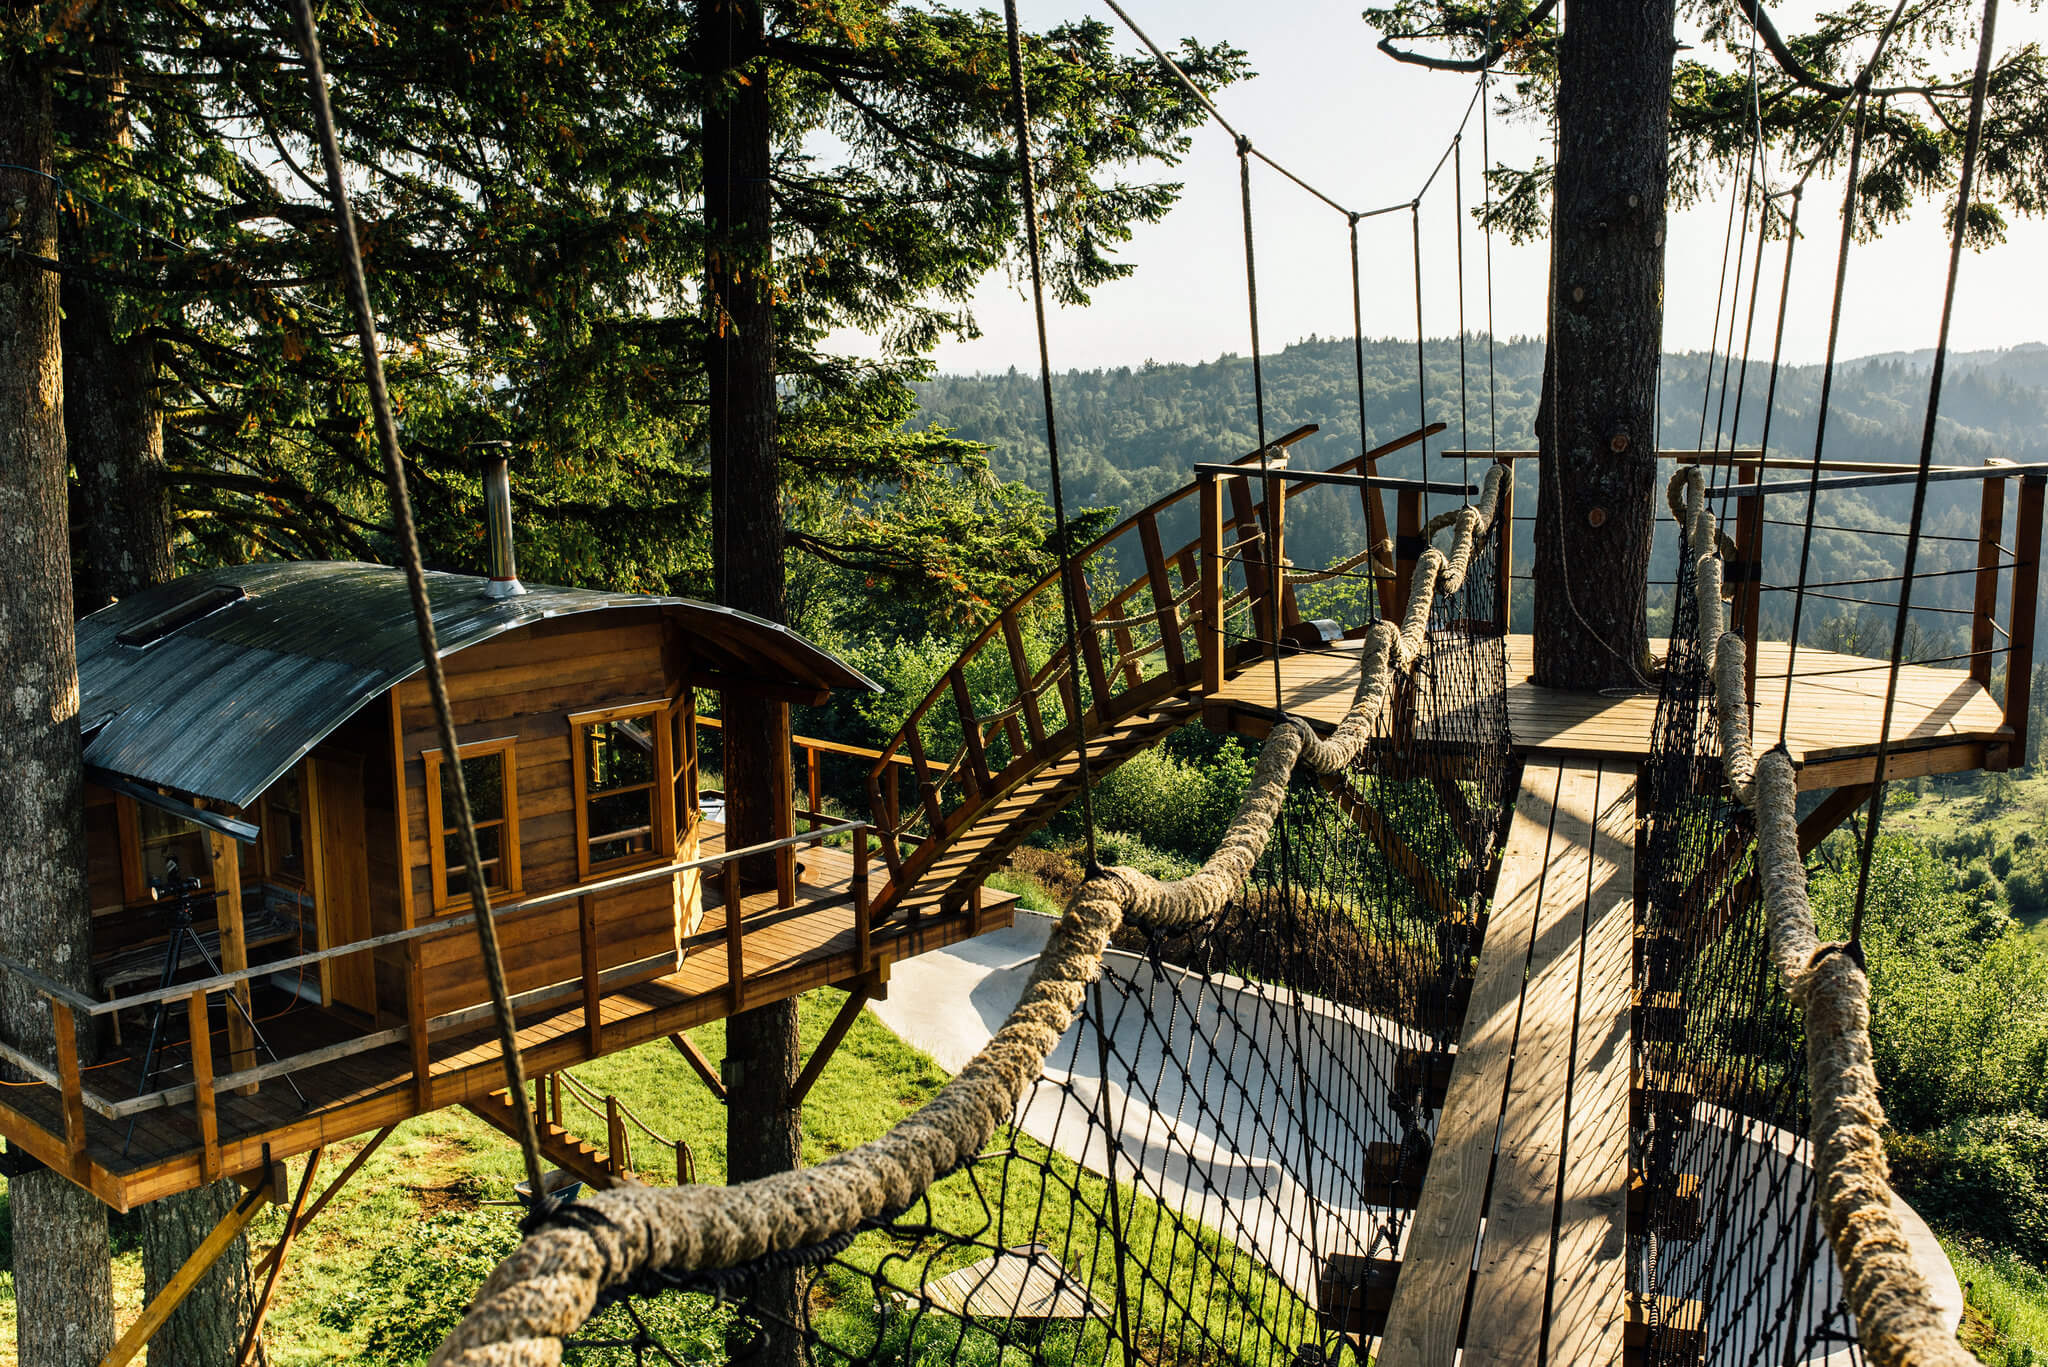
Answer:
[
  {"left": 1631, "top": 469, "right": 1972, "bottom": 1367},
  {"left": 433, "top": 476, "right": 1510, "bottom": 1367}
]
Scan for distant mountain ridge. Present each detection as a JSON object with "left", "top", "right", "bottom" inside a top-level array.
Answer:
[{"left": 913, "top": 335, "right": 2048, "bottom": 643}]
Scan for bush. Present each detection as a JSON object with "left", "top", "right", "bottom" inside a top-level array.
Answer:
[
  {"left": 1891, "top": 1115, "right": 2048, "bottom": 1267},
  {"left": 1083, "top": 731, "right": 1253, "bottom": 861}
]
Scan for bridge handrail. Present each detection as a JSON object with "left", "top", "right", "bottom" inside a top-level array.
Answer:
[{"left": 862, "top": 421, "right": 1454, "bottom": 881}]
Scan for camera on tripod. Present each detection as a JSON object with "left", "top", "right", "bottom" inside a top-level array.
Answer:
[{"left": 147, "top": 858, "right": 205, "bottom": 904}]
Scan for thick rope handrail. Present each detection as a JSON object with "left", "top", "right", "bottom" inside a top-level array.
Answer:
[
  {"left": 430, "top": 466, "right": 1505, "bottom": 1367},
  {"left": 1669, "top": 466, "right": 1973, "bottom": 1367}
]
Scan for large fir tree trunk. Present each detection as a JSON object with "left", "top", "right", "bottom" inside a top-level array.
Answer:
[
  {"left": 1530, "top": 0, "right": 1675, "bottom": 689},
  {"left": 702, "top": 3, "right": 803, "bottom": 1363},
  {"left": 0, "top": 17, "right": 117, "bottom": 1366},
  {"left": 56, "top": 30, "right": 253, "bottom": 1359},
  {"left": 64, "top": 294, "right": 173, "bottom": 612}
]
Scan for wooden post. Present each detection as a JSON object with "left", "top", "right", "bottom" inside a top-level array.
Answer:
[
  {"left": 1065, "top": 559, "right": 1112, "bottom": 715},
  {"left": 1227, "top": 473, "right": 1271, "bottom": 646},
  {"left": 789, "top": 986, "right": 870, "bottom": 1107},
  {"left": 605, "top": 1094, "right": 628, "bottom": 1177},
  {"left": 188, "top": 990, "right": 221, "bottom": 1183},
  {"left": 1395, "top": 488, "right": 1423, "bottom": 612},
  {"left": 1138, "top": 512, "right": 1190, "bottom": 682},
  {"left": 805, "top": 745, "right": 823, "bottom": 841},
  {"left": 578, "top": 892, "right": 600, "bottom": 1056},
  {"left": 406, "top": 941, "right": 430, "bottom": 1111},
  {"left": 675, "top": 1141, "right": 693, "bottom": 1186},
  {"left": 723, "top": 858, "right": 745, "bottom": 1014},
  {"left": 1361, "top": 457, "right": 1397, "bottom": 623},
  {"left": 1001, "top": 610, "right": 1046, "bottom": 744},
  {"left": 1974, "top": 473, "right": 2010, "bottom": 687},
  {"left": 853, "top": 826, "right": 870, "bottom": 977},
  {"left": 205, "top": 817, "right": 256, "bottom": 1094},
  {"left": 2006, "top": 474, "right": 2045, "bottom": 762},
  {"left": 1264, "top": 468, "right": 1296, "bottom": 636},
  {"left": 1200, "top": 473, "right": 1225, "bottom": 694},
  {"left": 1735, "top": 462, "right": 1764, "bottom": 701},
  {"left": 50, "top": 1000, "right": 87, "bottom": 1180},
  {"left": 1494, "top": 458, "right": 1515, "bottom": 634},
  {"left": 949, "top": 665, "right": 990, "bottom": 797},
  {"left": 235, "top": 1147, "right": 324, "bottom": 1367},
  {"left": 101, "top": 1182, "right": 272, "bottom": 1367}
]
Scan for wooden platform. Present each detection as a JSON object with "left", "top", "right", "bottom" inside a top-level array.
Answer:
[
  {"left": 1208, "top": 634, "right": 2011, "bottom": 779},
  {"left": 1376, "top": 758, "right": 1636, "bottom": 1365},
  {"left": 4, "top": 826, "right": 1016, "bottom": 1210}
]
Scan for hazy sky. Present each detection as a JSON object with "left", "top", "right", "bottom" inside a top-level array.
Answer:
[{"left": 864, "top": 0, "right": 2048, "bottom": 376}]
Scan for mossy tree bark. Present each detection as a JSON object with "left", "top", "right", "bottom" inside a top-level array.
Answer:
[
  {"left": 702, "top": 3, "right": 803, "bottom": 1364},
  {"left": 0, "top": 12, "right": 117, "bottom": 1365},
  {"left": 1530, "top": 0, "right": 1675, "bottom": 690}
]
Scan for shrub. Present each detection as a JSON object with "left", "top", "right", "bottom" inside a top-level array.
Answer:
[{"left": 1890, "top": 1115, "right": 2048, "bottom": 1267}]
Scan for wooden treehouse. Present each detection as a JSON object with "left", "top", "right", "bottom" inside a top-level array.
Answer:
[
  {"left": 0, "top": 462, "right": 1019, "bottom": 1233},
  {"left": 0, "top": 433, "right": 2038, "bottom": 1364}
]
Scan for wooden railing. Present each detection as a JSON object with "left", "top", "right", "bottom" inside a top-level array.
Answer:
[
  {"left": 1705, "top": 460, "right": 2048, "bottom": 764},
  {"left": 693, "top": 714, "right": 912, "bottom": 844},
  {"left": 0, "top": 820, "right": 872, "bottom": 1190},
  {"left": 861, "top": 422, "right": 1465, "bottom": 888}
]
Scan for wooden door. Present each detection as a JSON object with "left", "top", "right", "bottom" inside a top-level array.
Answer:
[{"left": 306, "top": 753, "right": 377, "bottom": 1016}]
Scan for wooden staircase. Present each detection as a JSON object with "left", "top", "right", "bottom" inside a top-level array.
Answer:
[
  {"left": 464, "top": 1090, "right": 624, "bottom": 1191},
  {"left": 866, "top": 422, "right": 1455, "bottom": 920}
]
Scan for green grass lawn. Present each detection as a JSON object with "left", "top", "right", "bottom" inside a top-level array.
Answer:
[
  {"left": 1949, "top": 1237, "right": 2048, "bottom": 1366},
  {"left": 0, "top": 989, "right": 1317, "bottom": 1367}
]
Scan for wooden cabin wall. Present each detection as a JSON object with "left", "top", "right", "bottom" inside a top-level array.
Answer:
[
  {"left": 394, "top": 611, "right": 688, "bottom": 1020},
  {"left": 308, "top": 706, "right": 398, "bottom": 1023}
]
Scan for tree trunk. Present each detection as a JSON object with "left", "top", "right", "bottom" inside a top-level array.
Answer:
[
  {"left": 64, "top": 292, "right": 172, "bottom": 612},
  {"left": 1530, "top": 0, "right": 1675, "bottom": 690},
  {"left": 0, "top": 19, "right": 118, "bottom": 1367},
  {"left": 703, "top": 3, "right": 803, "bottom": 1363}
]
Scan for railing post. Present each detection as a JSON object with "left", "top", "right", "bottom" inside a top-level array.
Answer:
[
  {"left": 1001, "top": 610, "right": 1047, "bottom": 745},
  {"left": 724, "top": 857, "right": 745, "bottom": 1014},
  {"left": 605, "top": 1093, "right": 628, "bottom": 1178},
  {"left": 51, "top": 1000, "right": 87, "bottom": 1180},
  {"left": 2005, "top": 474, "right": 2044, "bottom": 764},
  {"left": 1362, "top": 455, "right": 1397, "bottom": 623},
  {"left": 1065, "top": 559, "right": 1112, "bottom": 716},
  {"left": 1494, "top": 458, "right": 1515, "bottom": 634},
  {"left": 578, "top": 893, "right": 600, "bottom": 1056},
  {"left": 853, "top": 826, "right": 871, "bottom": 978},
  {"left": 806, "top": 744, "right": 823, "bottom": 843},
  {"left": 1226, "top": 472, "right": 1272, "bottom": 647},
  {"left": 1972, "top": 472, "right": 2008, "bottom": 688},
  {"left": 187, "top": 991, "right": 221, "bottom": 1182},
  {"left": 406, "top": 941, "right": 430, "bottom": 1111},
  {"left": 1735, "top": 462, "right": 1764, "bottom": 701},
  {"left": 550, "top": 1071, "right": 563, "bottom": 1129},
  {"left": 1200, "top": 472, "right": 1225, "bottom": 694},
  {"left": 1394, "top": 488, "right": 1423, "bottom": 612},
  {"left": 949, "top": 665, "right": 991, "bottom": 797},
  {"left": 1138, "top": 512, "right": 1191, "bottom": 683},
  {"left": 1264, "top": 467, "right": 1298, "bottom": 640}
]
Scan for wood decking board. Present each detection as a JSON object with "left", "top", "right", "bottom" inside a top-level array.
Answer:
[
  {"left": 1378, "top": 758, "right": 1636, "bottom": 1366},
  {"left": 1377, "top": 761, "right": 1561, "bottom": 1366},
  {"left": 1208, "top": 636, "right": 2010, "bottom": 782}
]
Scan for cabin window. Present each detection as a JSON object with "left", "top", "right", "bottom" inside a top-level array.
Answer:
[
  {"left": 668, "top": 695, "right": 697, "bottom": 843},
  {"left": 423, "top": 739, "right": 521, "bottom": 911},
  {"left": 132, "top": 803, "right": 211, "bottom": 897},
  {"left": 571, "top": 702, "right": 675, "bottom": 878}
]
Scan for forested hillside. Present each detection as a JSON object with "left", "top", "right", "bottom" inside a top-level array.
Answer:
[{"left": 915, "top": 336, "right": 2048, "bottom": 646}]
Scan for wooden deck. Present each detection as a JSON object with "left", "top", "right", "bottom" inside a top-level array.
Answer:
[
  {"left": 4, "top": 825, "right": 1016, "bottom": 1210},
  {"left": 1377, "top": 758, "right": 1637, "bottom": 1365},
  {"left": 1208, "top": 634, "right": 2012, "bottom": 784}
]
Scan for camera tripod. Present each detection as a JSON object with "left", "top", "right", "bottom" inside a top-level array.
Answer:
[{"left": 123, "top": 863, "right": 307, "bottom": 1155}]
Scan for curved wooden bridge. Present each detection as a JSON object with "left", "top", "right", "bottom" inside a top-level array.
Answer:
[{"left": 864, "top": 437, "right": 2036, "bottom": 922}]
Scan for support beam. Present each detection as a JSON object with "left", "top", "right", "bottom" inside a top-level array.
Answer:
[
  {"left": 670, "top": 1031, "right": 728, "bottom": 1102},
  {"left": 236, "top": 1148, "right": 323, "bottom": 1366},
  {"left": 789, "top": 986, "right": 871, "bottom": 1108},
  {"left": 100, "top": 1181, "right": 271, "bottom": 1367},
  {"left": 249, "top": 1128, "right": 393, "bottom": 1283},
  {"left": 1797, "top": 784, "right": 1875, "bottom": 857}
]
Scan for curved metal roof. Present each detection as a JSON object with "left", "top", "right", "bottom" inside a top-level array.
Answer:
[{"left": 76, "top": 562, "right": 877, "bottom": 811}]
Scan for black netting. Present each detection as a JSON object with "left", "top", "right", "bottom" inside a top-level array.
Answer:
[
  {"left": 1633, "top": 517, "right": 1857, "bottom": 1367},
  {"left": 545, "top": 535, "right": 1510, "bottom": 1367}
]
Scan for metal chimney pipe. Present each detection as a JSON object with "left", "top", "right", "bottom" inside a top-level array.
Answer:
[{"left": 481, "top": 449, "right": 526, "bottom": 599}]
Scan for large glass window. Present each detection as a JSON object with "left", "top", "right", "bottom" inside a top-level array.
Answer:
[
  {"left": 134, "top": 803, "right": 210, "bottom": 895},
  {"left": 423, "top": 739, "right": 520, "bottom": 910},
  {"left": 572, "top": 703, "right": 674, "bottom": 877}
]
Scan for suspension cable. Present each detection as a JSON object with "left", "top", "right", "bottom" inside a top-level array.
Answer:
[
  {"left": 1350, "top": 213, "right": 1383, "bottom": 623},
  {"left": 1236, "top": 139, "right": 1287, "bottom": 709},
  {"left": 1453, "top": 134, "right": 1470, "bottom": 501},
  {"left": 1004, "top": 0, "right": 1099, "bottom": 873},
  {"left": 1780, "top": 102, "right": 1870, "bottom": 746},
  {"left": 285, "top": 0, "right": 546, "bottom": 1200},
  {"left": 1411, "top": 201, "right": 1430, "bottom": 524},
  {"left": 1850, "top": 0, "right": 2003, "bottom": 947}
]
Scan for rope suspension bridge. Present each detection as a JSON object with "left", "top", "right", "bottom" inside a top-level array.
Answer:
[{"left": 8, "top": 0, "right": 2030, "bottom": 1362}]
